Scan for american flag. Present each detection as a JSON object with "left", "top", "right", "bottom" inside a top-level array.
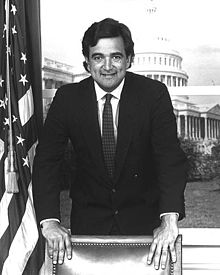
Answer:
[{"left": 0, "top": 0, "right": 44, "bottom": 274}]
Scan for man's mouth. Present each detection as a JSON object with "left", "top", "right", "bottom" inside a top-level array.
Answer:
[{"left": 101, "top": 73, "right": 116, "bottom": 78}]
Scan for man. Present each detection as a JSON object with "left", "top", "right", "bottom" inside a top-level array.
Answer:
[{"left": 33, "top": 18, "right": 187, "bottom": 270}]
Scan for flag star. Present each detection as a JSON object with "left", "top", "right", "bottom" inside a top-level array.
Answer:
[
  {"left": 19, "top": 74, "right": 28, "bottom": 86},
  {"left": 12, "top": 25, "right": 17, "bottom": 35},
  {"left": 17, "top": 134, "right": 25, "bottom": 146},
  {"left": 20, "top": 52, "right": 27, "bottom": 64},
  {"left": 22, "top": 156, "right": 29, "bottom": 167},
  {"left": 12, "top": 115, "right": 18, "bottom": 122},
  {"left": 4, "top": 117, "right": 9, "bottom": 126},
  {"left": 11, "top": 4, "right": 17, "bottom": 15},
  {"left": 0, "top": 75, "right": 4, "bottom": 87},
  {"left": 4, "top": 97, "right": 8, "bottom": 105},
  {"left": 0, "top": 100, "right": 6, "bottom": 109}
]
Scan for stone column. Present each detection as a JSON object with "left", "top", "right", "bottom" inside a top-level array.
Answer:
[
  {"left": 207, "top": 118, "right": 209, "bottom": 139},
  {"left": 194, "top": 117, "right": 197, "bottom": 139},
  {"left": 208, "top": 118, "right": 211, "bottom": 139},
  {"left": 164, "top": 75, "right": 167, "bottom": 86},
  {"left": 204, "top": 117, "right": 208, "bottom": 140},
  {"left": 215, "top": 120, "right": 218, "bottom": 139},
  {"left": 177, "top": 115, "right": 181, "bottom": 136},
  {"left": 185, "top": 115, "right": 188, "bottom": 138},
  {"left": 211, "top": 119, "right": 214, "bottom": 139},
  {"left": 198, "top": 118, "right": 201, "bottom": 139},
  {"left": 188, "top": 116, "right": 191, "bottom": 139},
  {"left": 42, "top": 78, "right": 45, "bottom": 90},
  {"left": 195, "top": 118, "right": 198, "bottom": 139},
  {"left": 213, "top": 120, "right": 216, "bottom": 139},
  {"left": 191, "top": 116, "right": 195, "bottom": 139}
]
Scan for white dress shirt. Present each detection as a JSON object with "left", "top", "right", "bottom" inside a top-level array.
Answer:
[{"left": 95, "top": 79, "right": 124, "bottom": 139}]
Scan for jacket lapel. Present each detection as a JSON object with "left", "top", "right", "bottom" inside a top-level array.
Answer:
[
  {"left": 114, "top": 74, "right": 140, "bottom": 183},
  {"left": 78, "top": 78, "right": 107, "bottom": 180}
]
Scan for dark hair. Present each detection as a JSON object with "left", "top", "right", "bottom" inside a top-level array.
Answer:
[{"left": 82, "top": 18, "right": 135, "bottom": 71}]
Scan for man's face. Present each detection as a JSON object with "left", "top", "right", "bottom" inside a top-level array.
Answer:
[{"left": 85, "top": 37, "right": 131, "bottom": 92}]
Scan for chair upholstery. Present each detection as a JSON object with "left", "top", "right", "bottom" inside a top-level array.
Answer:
[{"left": 44, "top": 235, "right": 182, "bottom": 275}]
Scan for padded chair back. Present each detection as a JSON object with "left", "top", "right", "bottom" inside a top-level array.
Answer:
[{"left": 44, "top": 235, "right": 182, "bottom": 275}]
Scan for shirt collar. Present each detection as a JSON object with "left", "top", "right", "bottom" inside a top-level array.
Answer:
[{"left": 94, "top": 79, "right": 125, "bottom": 101}]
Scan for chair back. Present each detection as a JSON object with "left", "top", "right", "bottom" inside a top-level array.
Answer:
[{"left": 44, "top": 235, "right": 182, "bottom": 275}]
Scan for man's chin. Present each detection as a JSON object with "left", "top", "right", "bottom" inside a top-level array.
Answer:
[{"left": 96, "top": 79, "right": 120, "bottom": 92}]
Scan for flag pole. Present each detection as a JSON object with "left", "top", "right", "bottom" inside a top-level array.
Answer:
[{"left": 5, "top": 0, "right": 19, "bottom": 193}]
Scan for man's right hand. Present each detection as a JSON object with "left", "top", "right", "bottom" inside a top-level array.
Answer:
[{"left": 41, "top": 220, "right": 72, "bottom": 264}]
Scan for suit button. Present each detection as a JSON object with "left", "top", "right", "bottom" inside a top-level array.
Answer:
[
  {"left": 114, "top": 210, "right": 119, "bottom": 215},
  {"left": 112, "top": 188, "right": 116, "bottom": 193}
]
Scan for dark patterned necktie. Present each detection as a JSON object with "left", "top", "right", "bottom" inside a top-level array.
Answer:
[{"left": 102, "top": 93, "right": 116, "bottom": 178}]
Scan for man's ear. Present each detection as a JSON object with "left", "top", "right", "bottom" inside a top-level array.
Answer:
[
  {"left": 126, "top": 55, "right": 132, "bottom": 69},
  {"left": 85, "top": 57, "right": 90, "bottom": 72}
]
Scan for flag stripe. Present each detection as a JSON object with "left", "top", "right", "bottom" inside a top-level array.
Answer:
[
  {"left": 0, "top": 177, "right": 30, "bottom": 274},
  {"left": 23, "top": 237, "right": 45, "bottom": 275},
  {"left": 0, "top": 231, "right": 10, "bottom": 274},
  {"left": 28, "top": 142, "right": 37, "bottom": 172},
  {"left": 0, "top": 192, "right": 13, "bottom": 239},
  {"left": 0, "top": 153, "right": 6, "bottom": 201},
  {"left": 23, "top": 116, "right": 38, "bottom": 152},
  {"left": 1, "top": 185, "right": 39, "bottom": 275},
  {"left": 18, "top": 87, "right": 34, "bottom": 126},
  {"left": 0, "top": 139, "right": 4, "bottom": 160}
]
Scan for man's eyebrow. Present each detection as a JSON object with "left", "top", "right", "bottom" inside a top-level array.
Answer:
[
  {"left": 111, "top": 52, "right": 123, "bottom": 56},
  {"left": 91, "top": 52, "right": 124, "bottom": 58},
  {"left": 91, "top": 53, "right": 103, "bottom": 58}
]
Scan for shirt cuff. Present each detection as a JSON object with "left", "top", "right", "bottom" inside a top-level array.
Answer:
[
  {"left": 160, "top": 212, "right": 179, "bottom": 219},
  {"left": 40, "top": 218, "right": 60, "bottom": 227}
]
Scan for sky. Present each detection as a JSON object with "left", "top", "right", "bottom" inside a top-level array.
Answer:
[{"left": 41, "top": 0, "right": 220, "bottom": 86}]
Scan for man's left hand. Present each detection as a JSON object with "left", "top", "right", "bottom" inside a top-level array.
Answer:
[{"left": 147, "top": 213, "right": 179, "bottom": 270}]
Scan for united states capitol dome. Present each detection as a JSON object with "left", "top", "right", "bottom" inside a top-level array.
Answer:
[{"left": 131, "top": 0, "right": 188, "bottom": 87}]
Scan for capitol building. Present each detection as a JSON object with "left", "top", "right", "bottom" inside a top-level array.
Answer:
[
  {"left": 42, "top": 0, "right": 220, "bottom": 152},
  {"left": 132, "top": 38, "right": 188, "bottom": 87}
]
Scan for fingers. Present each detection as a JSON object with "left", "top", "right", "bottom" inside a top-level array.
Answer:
[
  {"left": 147, "top": 237, "right": 177, "bottom": 270},
  {"left": 47, "top": 239, "right": 54, "bottom": 260},
  {"left": 147, "top": 240, "right": 156, "bottom": 265},
  {"left": 153, "top": 243, "right": 163, "bottom": 270},
  {"left": 169, "top": 242, "right": 177, "bottom": 263},
  {"left": 160, "top": 247, "right": 168, "bottom": 270},
  {"left": 65, "top": 233, "right": 72, "bottom": 260},
  {"left": 160, "top": 242, "right": 176, "bottom": 269},
  {"left": 44, "top": 224, "right": 72, "bottom": 265},
  {"left": 57, "top": 242, "right": 65, "bottom": 265},
  {"left": 52, "top": 240, "right": 59, "bottom": 265},
  {"left": 49, "top": 235, "right": 72, "bottom": 264},
  {"left": 147, "top": 241, "right": 169, "bottom": 270}
]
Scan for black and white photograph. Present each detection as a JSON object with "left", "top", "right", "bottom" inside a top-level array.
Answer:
[{"left": 0, "top": 0, "right": 220, "bottom": 274}]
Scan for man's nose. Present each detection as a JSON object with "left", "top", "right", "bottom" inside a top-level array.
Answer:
[{"left": 103, "top": 57, "right": 112, "bottom": 70}]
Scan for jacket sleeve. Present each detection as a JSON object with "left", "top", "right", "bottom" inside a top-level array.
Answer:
[
  {"left": 150, "top": 83, "right": 188, "bottom": 220},
  {"left": 32, "top": 87, "right": 70, "bottom": 223}
]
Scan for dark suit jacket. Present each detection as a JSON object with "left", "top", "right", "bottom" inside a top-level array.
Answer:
[{"left": 33, "top": 72, "right": 187, "bottom": 235}]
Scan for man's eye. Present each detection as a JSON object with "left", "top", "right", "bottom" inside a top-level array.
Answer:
[
  {"left": 93, "top": 56, "right": 103, "bottom": 62},
  {"left": 112, "top": 55, "right": 122, "bottom": 62}
]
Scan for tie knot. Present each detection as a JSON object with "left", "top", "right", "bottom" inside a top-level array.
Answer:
[{"left": 105, "top": 93, "right": 113, "bottom": 103}]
